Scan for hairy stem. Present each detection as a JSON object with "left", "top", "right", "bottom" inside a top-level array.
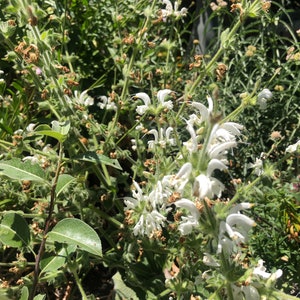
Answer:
[{"left": 29, "top": 143, "right": 64, "bottom": 300}]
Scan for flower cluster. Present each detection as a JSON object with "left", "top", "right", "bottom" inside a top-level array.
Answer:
[
  {"left": 161, "top": 0, "right": 188, "bottom": 21},
  {"left": 126, "top": 92, "right": 245, "bottom": 237}
]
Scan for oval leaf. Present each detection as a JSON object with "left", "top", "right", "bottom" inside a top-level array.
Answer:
[
  {"left": 0, "top": 213, "right": 31, "bottom": 248},
  {"left": 34, "top": 124, "right": 65, "bottom": 143},
  {"left": 55, "top": 174, "right": 75, "bottom": 197},
  {"left": 40, "top": 245, "right": 76, "bottom": 276},
  {"left": 0, "top": 158, "right": 47, "bottom": 183},
  {"left": 47, "top": 218, "right": 102, "bottom": 257}
]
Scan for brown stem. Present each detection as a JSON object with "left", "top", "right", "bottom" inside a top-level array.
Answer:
[{"left": 29, "top": 143, "right": 64, "bottom": 300}]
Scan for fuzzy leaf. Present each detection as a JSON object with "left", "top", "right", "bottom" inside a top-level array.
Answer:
[
  {"left": 0, "top": 158, "right": 48, "bottom": 183},
  {"left": 55, "top": 174, "right": 75, "bottom": 197},
  {"left": 40, "top": 245, "right": 76, "bottom": 275},
  {"left": 76, "top": 151, "right": 122, "bottom": 170},
  {"left": 47, "top": 218, "right": 102, "bottom": 257},
  {"left": 0, "top": 213, "right": 31, "bottom": 248},
  {"left": 113, "top": 271, "right": 139, "bottom": 300},
  {"left": 33, "top": 124, "right": 65, "bottom": 142}
]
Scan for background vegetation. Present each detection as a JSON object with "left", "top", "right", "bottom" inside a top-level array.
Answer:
[{"left": 0, "top": 0, "right": 299, "bottom": 299}]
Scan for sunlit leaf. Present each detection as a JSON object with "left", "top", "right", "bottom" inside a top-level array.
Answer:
[
  {"left": 0, "top": 158, "right": 48, "bottom": 183},
  {"left": 33, "top": 124, "right": 64, "bottom": 143},
  {"left": 55, "top": 174, "right": 75, "bottom": 197},
  {"left": 0, "top": 213, "right": 31, "bottom": 248},
  {"left": 75, "top": 151, "right": 122, "bottom": 170},
  {"left": 47, "top": 218, "right": 102, "bottom": 257}
]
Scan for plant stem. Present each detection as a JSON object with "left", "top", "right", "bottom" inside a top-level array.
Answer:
[
  {"left": 29, "top": 143, "right": 64, "bottom": 300},
  {"left": 70, "top": 266, "right": 88, "bottom": 300}
]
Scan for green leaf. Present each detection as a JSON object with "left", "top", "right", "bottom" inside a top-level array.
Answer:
[
  {"left": 0, "top": 213, "right": 31, "bottom": 248},
  {"left": 51, "top": 120, "right": 70, "bottom": 136},
  {"left": 76, "top": 151, "right": 122, "bottom": 170},
  {"left": 32, "top": 120, "right": 70, "bottom": 143},
  {"left": 47, "top": 218, "right": 102, "bottom": 257},
  {"left": 40, "top": 245, "right": 76, "bottom": 276},
  {"left": 20, "top": 286, "right": 29, "bottom": 300},
  {"left": 0, "top": 158, "right": 48, "bottom": 183},
  {"left": 55, "top": 174, "right": 75, "bottom": 197},
  {"left": 113, "top": 272, "right": 139, "bottom": 300},
  {"left": 33, "top": 295, "right": 46, "bottom": 300},
  {"left": 33, "top": 125, "right": 65, "bottom": 143}
]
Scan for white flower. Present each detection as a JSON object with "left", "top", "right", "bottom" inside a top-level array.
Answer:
[
  {"left": 157, "top": 89, "right": 173, "bottom": 110},
  {"left": 73, "top": 90, "right": 94, "bottom": 106},
  {"left": 174, "top": 198, "right": 200, "bottom": 235},
  {"left": 161, "top": 0, "right": 188, "bottom": 21},
  {"left": 124, "top": 181, "right": 170, "bottom": 237},
  {"left": 177, "top": 215, "right": 199, "bottom": 235},
  {"left": 218, "top": 207, "right": 256, "bottom": 254},
  {"left": 257, "top": 88, "right": 272, "bottom": 110},
  {"left": 22, "top": 156, "right": 40, "bottom": 164},
  {"left": 162, "top": 162, "right": 192, "bottom": 194},
  {"left": 226, "top": 213, "right": 256, "bottom": 242},
  {"left": 97, "top": 96, "right": 117, "bottom": 111},
  {"left": 286, "top": 140, "right": 300, "bottom": 153},
  {"left": 175, "top": 198, "right": 200, "bottom": 220},
  {"left": 133, "top": 209, "right": 166, "bottom": 236},
  {"left": 26, "top": 123, "right": 36, "bottom": 132},
  {"left": 248, "top": 158, "right": 263, "bottom": 176},
  {"left": 193, "top": 173, "right": 224, "bottom": 199},
  {"left": 183, "top": 115, "right": 199, "bottom": 153},
  {"left": 135, "top": 92, "right": 151, "bottom": 115},
  {"left": 191, "top": 96, "right": 214, "bottom": 123},
  {"left": 229, "top": 202, "right": 254, "bottom": 214},
  {"left": 147, "top": 127, "right": 175, "bottom": 149},
  {"left": 253, "top": 260, "right": 282, "bottom": 280}
]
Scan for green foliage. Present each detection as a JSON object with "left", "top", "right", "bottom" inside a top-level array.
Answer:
[
  {"left": 47, "top": 218, "right": 102, "bottom": 257},
  {"left": 0, "top": 0, "right": 299, "bottom": 298}
]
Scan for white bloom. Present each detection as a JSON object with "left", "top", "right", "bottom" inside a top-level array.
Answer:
[
  {"left": 22, "top": 156, "right": 40, "bottom": 164},
  {"left": 157, "top": 89, "right": 173, "bottom": 110},
  {"left": 253, "top": 260, "right": 282, "bottom": 280},
  {"left": 177, "top": 215, "right": 199, "bottom": 235},
  {"left": 183, "top": 115, "right": 199, "bottom": 153},
  {"left": 162, "top": 162, "right": 192, "bottom": 193},
  {"left": 135, "top": 92, "right": 151, "bottom": 115},
  {"left": 97, "top": 96, "right": 117, "bottom": 111},
  {"left": 191, "top": 96, "right": 213, "bottom": 123},
  {"left": 73, "top": 90, "right": 94, "bottom": 106},
  {"left": 147, "top": 127, "right": 175, "bottom": 149},
  {"left": 174, "top": 198, "right": 200, "bottom": 235},
  {"left": 286, "top": 140, "right": 300, "bottom": 153},
  {"left": 131, "top": 139, "right": 137, "bottom": 151},
  {"left": 218, "top": 208, "right": 256, "bottom": 254},
  {"left": 26, "top": 123, "right": 36, "bottom": 132},
  {"left": 175, "top": 198, "right": 200, "bottom": 220},
  {"left": 133, "top": 209, "right": 166, "bottom": 236},
  {"left": 193, "top": 173, "right": 224, "bottom": 199},
  {"left": 124, "top": 180, "right": 170, "bottom": 237},
  {"left": 229, "top": 202, "right": 254, "bottom": 214},
  {"left": 248, "top": 158, "right": 263, "bottom": 176},
  {"left": 257, "top": 88, "right": 272, "bottom": 110},
  {"left": 161, "top": 0, "right": 187, "bottom": 21}
]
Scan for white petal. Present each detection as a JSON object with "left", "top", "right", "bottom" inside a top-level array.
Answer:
[
  {"left": 157, "top": 89, "right": 172, "bottom": 103},
  {"left": 175, "top": 198, "right": 200, "bottom": 220},
  {"left": 207, "top": 159, "right": 227, "bottom": 176},
  {"left": 135, "top": 92, "right": 151, "bottom": 106}
]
